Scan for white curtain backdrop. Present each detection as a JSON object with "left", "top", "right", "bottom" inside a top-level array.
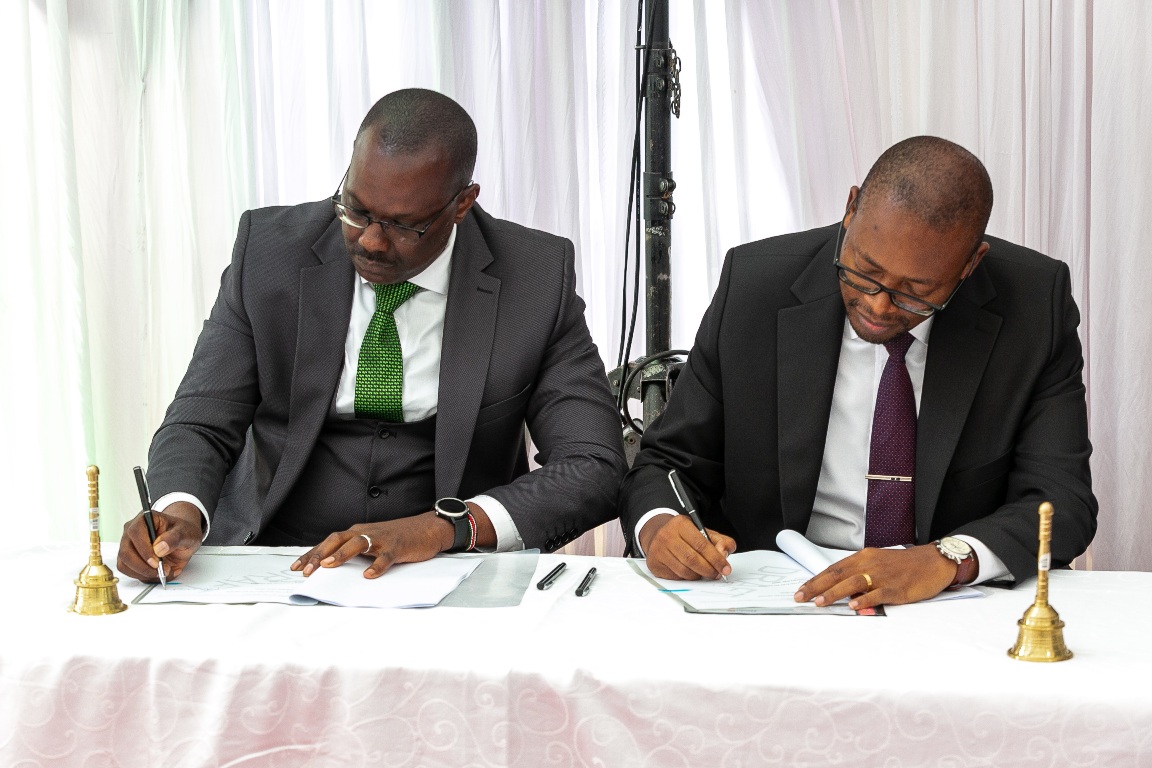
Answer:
[{"left": 3, "top": 1, "right": 1148, "bottom": 571}]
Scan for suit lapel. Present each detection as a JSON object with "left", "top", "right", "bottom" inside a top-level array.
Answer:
[
  {"left": 263, "top": 220, "right": 355, "bottom": 515},
  {"left": 435, "top": 212, "right": 500, "bottom": 498},
  {"left": 777, "top": 238, "right": 845, "bottom": 531},
  {"left": 915, "top": 268, "right": 1000, "bottom": 541}
]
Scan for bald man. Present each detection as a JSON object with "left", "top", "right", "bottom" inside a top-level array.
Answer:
[
  {"left": 118, "top": 89, "right": 626, "bottom": 583},
  {"left": 618, "top": 136, "right": 1096, "bottom": 609}
]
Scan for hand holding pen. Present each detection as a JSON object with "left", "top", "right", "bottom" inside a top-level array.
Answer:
[
  {"left": 635, "top": 470, "right": 735, "bottom": 582},
  {"left": 133, "top": 467, "right": 166, "bottom": 588},
  {"left": 115, "top": 476, "right": 204, "bottom": 585},
  {"left": 668, "top": 470, "right": 728, "bottom": 583}
]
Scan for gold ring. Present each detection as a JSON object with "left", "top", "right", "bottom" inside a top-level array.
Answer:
[
  {"left": 862, "top": 573, "right": 873, "bottom": 589},
  {"left": 359, "top": 533, "right": 373, "bottom": 553}
]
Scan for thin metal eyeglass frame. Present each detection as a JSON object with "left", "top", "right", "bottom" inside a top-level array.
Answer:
[
  {"left": 332, "top": 172, "right": 474, "bottom": 242},
  {"left": 832, "top": 220, "right": 976, "bottom": 317}
]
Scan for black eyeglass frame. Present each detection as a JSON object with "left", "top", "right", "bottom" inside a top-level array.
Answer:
[
  {"left": 331, "top": 171, "right": 474, "bottom": 243},
  {"left": 832, "top": 219, "right": 978, "bottom": 318}
]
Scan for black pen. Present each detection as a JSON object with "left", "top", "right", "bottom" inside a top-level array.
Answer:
[
  {"left": 575, "top": 567, "right": 597, "bottom": 597},
  {"left": 133, "top": 466, "right": 166, "bottom": 588},
  {"left": 668, "top": 469, "right": 728, "bottom": 581},
  {"left": 536, "top": 562, "right": 566, "bottom": 590}
]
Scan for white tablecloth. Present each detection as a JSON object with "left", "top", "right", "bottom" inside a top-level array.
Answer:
[{"left": 3, "top": 544, "right": 1151, "bottom": 767}]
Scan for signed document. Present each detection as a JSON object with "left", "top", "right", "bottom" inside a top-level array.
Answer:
[
  {"left": 632, "top": 530, "right": 980, "bottom": 615},
  {"left": 133, "top": 551, "right": 481, "bottom": 608},
  {"left": 632, "top": 549, "right": 864, "bottom": 615}
]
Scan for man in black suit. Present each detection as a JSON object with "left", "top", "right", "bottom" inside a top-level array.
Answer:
[
  {"left": 619, "top": 136, "right": 1096, "bottom": 609},
  {"left": 118, "top": 89, "right": 626, "bottom": 582}
]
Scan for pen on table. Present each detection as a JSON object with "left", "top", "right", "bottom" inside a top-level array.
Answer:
[
  {"left": 668, "top": 469, "right": 728, "bottom": 582},
  {"left": 536, "top": 562, "right": 566, "bottom": 590},
  {"left": 132, "top": 466, "right": 166, "bottom": 588},
  {"left": 575, "top": 567, "right": 597, "bottom": 597}
]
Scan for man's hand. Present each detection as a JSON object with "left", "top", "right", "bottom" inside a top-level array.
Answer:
[
  {"left": 639, "top": 514, "right": 736, "bottom": 580},
  {"left": 292, "top": 511, "right": 458, "bottom": 579},
  {"left": 794, "top": 544, "right": 958, "bottom": 610},
  {"left": 117, "top": 501, "right": 203, "bottom": 582}
]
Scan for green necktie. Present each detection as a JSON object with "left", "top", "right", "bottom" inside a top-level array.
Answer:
[{"left": 354, "top": 281, "right": 421, "bottom": 421}]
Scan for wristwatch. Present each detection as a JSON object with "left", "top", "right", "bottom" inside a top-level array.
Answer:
[
  {"left": 434, "top": 497, "right": 475, "bottom": 553},
  {"left": 935, "top": 536, "right": 977, "bottom": 586}
]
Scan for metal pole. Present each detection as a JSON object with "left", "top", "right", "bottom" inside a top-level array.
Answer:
[{"left": 642, "top": 0, "right": 677, "bottom": 427}]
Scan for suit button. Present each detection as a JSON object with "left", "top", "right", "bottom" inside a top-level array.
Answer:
[{"left": 368, "top": 486, "right": 382, "bottom": 498}]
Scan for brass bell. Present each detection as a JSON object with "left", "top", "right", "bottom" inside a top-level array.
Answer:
[
  {"left": 1008, "top": 502, "right": 1070, "bottom": 662},
  {"left": 68, "top": 466, "right": 127, "bottom": 615}
]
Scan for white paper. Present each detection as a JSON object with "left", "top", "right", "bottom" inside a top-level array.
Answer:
[
  {"left": 135, "top": 553, "right": 317, "bottom": 605},
  {"left": 134, "top": 552, "right": 481, "bottom": 608},
  {"left": 637, "top": 550, "right": 830, "bottom": 613},
  {"left": 775, "top": 529, "right": 849, "bottom": 576},
  {"left": 295, "top": 557, "right": 482, "bottom": 608}
]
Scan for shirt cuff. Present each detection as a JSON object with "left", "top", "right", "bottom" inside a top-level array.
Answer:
[
  {"left": 954, "top": 534, "right": 1012, "bottom": 584},
  {"left": 468, "top": 494, "right": 523, "bottom": 552},
  {"left": 633, "top": 508, "right": 679, "bottom": 557},
  {"left": 152, "top": 492, "right": 211, "bottom": 542}
]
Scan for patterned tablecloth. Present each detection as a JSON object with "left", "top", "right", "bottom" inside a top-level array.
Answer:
[{"left": 3, "top": 544, "right": 1151, "bottom": 767}]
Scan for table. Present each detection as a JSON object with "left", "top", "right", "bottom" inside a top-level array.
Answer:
[{"left": 3, "top": 544, "right": 1151, "bottom": 767}]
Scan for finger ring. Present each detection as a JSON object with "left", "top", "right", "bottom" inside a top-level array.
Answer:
[
  {"left": 862, "top": 573, "right": 873, "bottom": 589},
  {"left": 359, "top": 533, "right": 373, "bottom": 553}
]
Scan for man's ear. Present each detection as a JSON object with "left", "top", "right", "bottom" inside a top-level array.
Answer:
[
  {"left": 453, "top": 183, "right": 480, "bottom": 224},
  {"left": 966, "top": 241, "right": 991, "bottom": 277},
  {"left": 844, "top": 186, "right": 861, "bottom": 225}
]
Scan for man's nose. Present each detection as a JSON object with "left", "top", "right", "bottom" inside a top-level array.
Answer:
[
  {"left": 358, "top": 222, "right": 392, "bottom": 252},
  {"left": 859, "top": 287, "right": 898, "bottom": 315}
]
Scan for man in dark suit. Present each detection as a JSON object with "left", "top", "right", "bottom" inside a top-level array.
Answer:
[
  {"left": 118, "top": 89, "right": 626, "bottom": 582},
  {"left": 619, "top": 136, "right": 1096, "bottom": 609}
]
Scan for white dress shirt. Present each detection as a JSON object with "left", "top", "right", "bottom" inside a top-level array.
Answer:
[
  {"left": 806, "top": 318, "right": 1007, "bottom": 583},
  {"left": 637, "top": 316, "right": 1009, "bottom": 584},
  {"left": 157, "top": 225, "right": 523, "bottom": 551}
]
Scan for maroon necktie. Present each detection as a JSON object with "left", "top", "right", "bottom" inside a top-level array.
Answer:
[{"left": 865, "top": 332, "right": 917, "bottom": 547}]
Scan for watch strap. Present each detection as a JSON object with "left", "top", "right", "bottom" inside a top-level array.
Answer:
[
  {"left": 435, "top": 502, "right": 476, "bottom": 554},
  {"left": 444, "top": 510, "right": 479, "bottom": 553},
  {"left": 950, "top": 549, "right": 978, "bottom": 586},
  {"left": 936, "top": 538, "right": 979, "bottom": 587},
  {"left": 436, "top": 499, "right": 477, "bottom": 553}
]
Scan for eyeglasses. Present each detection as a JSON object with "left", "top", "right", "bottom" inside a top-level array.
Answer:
[
  {"left": 332, "top": 173, "right": 473, "bottom": 246},
  {"left": 833, "top": 220, "right": 975, "bottom": 317}
]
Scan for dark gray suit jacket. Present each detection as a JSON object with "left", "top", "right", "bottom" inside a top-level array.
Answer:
[
  {"left": 148, "top": 201, "right": 626, "bottom": 551},
  {"left": 619, "top": 223, "right": 1097, "bottom": 582}
]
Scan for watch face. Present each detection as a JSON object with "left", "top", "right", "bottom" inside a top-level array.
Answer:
[
  {"left": 939, "top": 537, "right": 972, "bottom": 560},
  {"left": 436, "top": 498, "right": 468, "bottom": 517}
]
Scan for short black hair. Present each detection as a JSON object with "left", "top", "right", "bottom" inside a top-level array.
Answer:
[
  {"left": 356, "top": 88, "right": 477, "bottom": 190},
  {"left": 857, "top": 136, "right": 993, "bottom": 243}
]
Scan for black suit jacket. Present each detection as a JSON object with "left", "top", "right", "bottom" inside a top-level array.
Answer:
[
  {"left": 619, "top": 223, "right": 1097, "bottom": 581},
  {"left": 148, "top": 201, "right": 626, "bottom": 551}
]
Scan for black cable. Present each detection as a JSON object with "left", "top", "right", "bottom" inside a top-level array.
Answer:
[
  {"left": 616, "top": 0, "right": 655, "bottom": 372},
  {"left": 617, "top": 349, "right": 689, "bottom": 435},
  {"left": 616, "top": 0, "right": 645, "bottom": 370}
]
